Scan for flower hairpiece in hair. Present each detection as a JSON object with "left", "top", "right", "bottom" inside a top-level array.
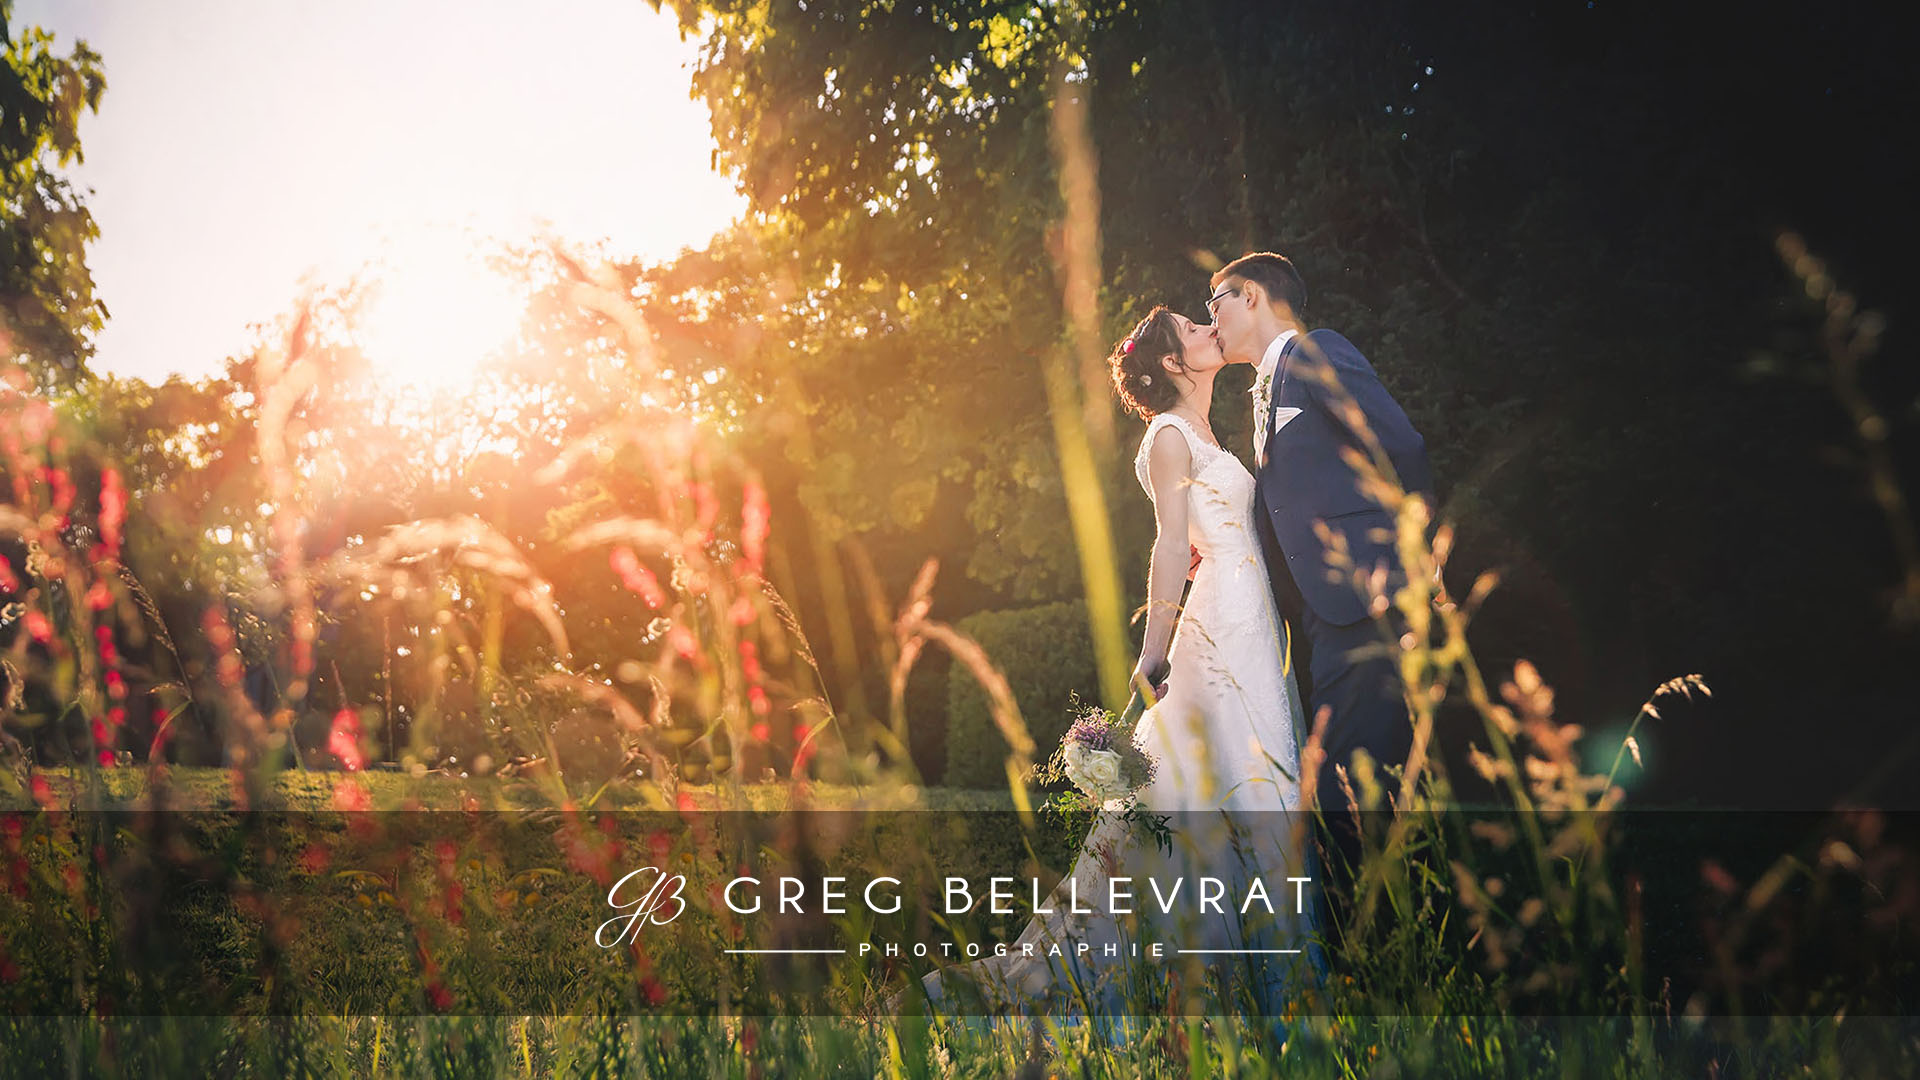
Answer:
[
  {"left": 1121, "top": 337, "right": 1136, "bottom": 354},
  {"left": 1140, "top": 373, "right": 1152, "bottom": 385}
]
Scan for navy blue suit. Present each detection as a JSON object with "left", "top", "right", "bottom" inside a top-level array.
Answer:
[{"left": 1251, "top": 329, "right": 1432, "bottom": 887}]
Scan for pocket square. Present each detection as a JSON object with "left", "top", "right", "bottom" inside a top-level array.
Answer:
[{"left": 1270, "top": 407, "right": 1303, "bottom": 432}]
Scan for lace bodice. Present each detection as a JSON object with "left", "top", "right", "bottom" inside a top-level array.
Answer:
[{"left": 1133, "top": 413, "right": 1260, "bottom": 561}]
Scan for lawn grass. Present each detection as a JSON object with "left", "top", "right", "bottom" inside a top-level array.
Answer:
[
  {"left": 5, "top": 766, "right": 1913, "bottom": 1077},
  {"left": 15, "top": 764, "right": 1019, "bottom": 812}
]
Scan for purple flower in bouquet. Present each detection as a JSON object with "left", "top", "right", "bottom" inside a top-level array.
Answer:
[{"left": 1064, "top": 715, "right": 1115, "bottom": 753}]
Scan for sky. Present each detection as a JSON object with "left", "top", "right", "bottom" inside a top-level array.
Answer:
[{"left": 16, "top": 0, "right": 746, "bottom": 383}]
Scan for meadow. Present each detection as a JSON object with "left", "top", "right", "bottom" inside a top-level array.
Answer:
[{"left": 4, "top": 243, "right": 1913, "bottom": 1070}]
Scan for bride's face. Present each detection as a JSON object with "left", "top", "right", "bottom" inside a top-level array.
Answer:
[
  {"left": 1207, "top": 277, "right": 1259, "bottom": 364},
  {"left": 1166, "top": 313, "right": 1225, "bottom": 377}
]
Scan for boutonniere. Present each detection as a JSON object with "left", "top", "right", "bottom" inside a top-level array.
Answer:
[{"left": 1257, "top": 372, "right": 1273, "bottom": 399}]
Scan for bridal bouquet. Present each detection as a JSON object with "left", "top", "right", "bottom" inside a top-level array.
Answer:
[{"left": 1036, "top": 694, "right": 1172, "bottom": 855}]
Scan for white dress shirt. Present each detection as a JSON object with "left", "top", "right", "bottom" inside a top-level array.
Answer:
[{"left": 1250, "top": 329, "right": 1299, "bottom": 469}]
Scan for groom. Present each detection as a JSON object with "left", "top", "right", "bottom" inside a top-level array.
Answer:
[{"left": 1206, "top": 252, "right": 1434, "bottom": 903}]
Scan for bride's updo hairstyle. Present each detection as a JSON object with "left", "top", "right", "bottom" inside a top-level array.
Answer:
[{"left": 1108, "top": 306, "right": 1186, "bottom": 418}]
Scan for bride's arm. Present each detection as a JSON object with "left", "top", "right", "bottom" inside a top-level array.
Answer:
[{"left": 1133, "top": 425, "right": 1192, "bottom": 692}]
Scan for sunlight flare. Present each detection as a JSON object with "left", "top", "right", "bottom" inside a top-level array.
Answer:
[{"left": 355, "top": 232, "right": 525, "bottom": 391}]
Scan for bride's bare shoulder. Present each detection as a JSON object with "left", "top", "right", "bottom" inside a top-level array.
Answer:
[
  {"left": 1138, "top": 415, "right": 1192, "bottom": 457},
  {"left": 1143, "top": 421, "right": 1192, "bottom": 484},
  {"left": 1134, "top": 416, "right": 1197, "bottom": 499}
]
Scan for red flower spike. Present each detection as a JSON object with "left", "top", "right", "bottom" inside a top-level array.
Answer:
[
  {"left": 668, "top": 625, "right": 697, "bottom": 660},
  {"left": 98, "top": 468, "right": 126, "bottom": 555},
  {"left": 47, "top": 467, "right": 73, "bottom": 515},
  {"left": 741, "top": 481, "right": 770, "bottom": 573},
  {"left": 147, "top": 723, "right": 173, "bottom": 761},
  {"left": 611, "top": 548, "right": 668, "bottom": 608},
  {"left": 297, "top": 845, "right": 331, "bottom": 875},
  {"left": 332, "top": 778, "right": 371, "bottom": 811},
  {"left": 328, "top": 709, "right": 364, "bottom": 772},
  {"left": 728, "top": 595, "right": 755, "bottom": 626}
]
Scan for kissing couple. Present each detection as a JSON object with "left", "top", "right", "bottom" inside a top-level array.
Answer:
[{"left": 917, "top": 251, "right": 1435, "bottom": 1017}]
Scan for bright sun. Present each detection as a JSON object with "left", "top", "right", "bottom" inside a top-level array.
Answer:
[{"left": 355, "top": 231, "right": 526, "bottom": 392}]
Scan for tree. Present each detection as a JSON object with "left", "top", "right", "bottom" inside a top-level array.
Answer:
[
  {"left": 1, "top": 1, "right": 105, "bottom": 390},
  {"left": 655, "top": 0, "right": 1915, "bottom": 803}
]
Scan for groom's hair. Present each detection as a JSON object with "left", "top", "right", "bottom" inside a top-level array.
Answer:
[{"left": 1213, "top": 252, "right": 1307, "bottom": 313}]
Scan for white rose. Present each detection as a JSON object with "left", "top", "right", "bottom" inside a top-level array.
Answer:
[
  {"left": 1062, "top": 741, "right": 1090, "bottom": 788},
  {"left": 1081, "top": 748, "right": 1124, "bottom": 795}
]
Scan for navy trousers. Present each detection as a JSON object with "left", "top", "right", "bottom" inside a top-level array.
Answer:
[
  {"left": 1255, "top": 489, "right": 1414, "bottom": 941},
  {"left": 1295, "top": 602, "right": 1412, "bottom": 947}
]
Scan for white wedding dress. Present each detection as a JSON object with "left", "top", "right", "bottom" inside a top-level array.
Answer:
[{"left": 917, "top": 413, "right": 1312, "bottom": 1018}]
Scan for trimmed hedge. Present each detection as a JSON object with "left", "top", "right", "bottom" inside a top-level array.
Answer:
[{"left": 943, "top": 600, "right": 1100, "bottom": 789}]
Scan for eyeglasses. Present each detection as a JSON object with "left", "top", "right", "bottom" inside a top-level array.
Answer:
[{"left": 1205, "top": 285, "right": 1241, "bottom": 318}]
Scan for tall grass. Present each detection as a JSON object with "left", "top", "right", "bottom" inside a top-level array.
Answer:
[{"left": 1, "top": 192, "right": 1914, "bottom": 1076}]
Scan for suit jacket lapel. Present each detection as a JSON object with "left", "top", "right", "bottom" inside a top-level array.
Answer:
[
  {"left": 1271, "top": 332, "right": 1301, "bottom": 425},
  {"left": 1256, "top": 334, "right": 1298, "bottom": 471}
]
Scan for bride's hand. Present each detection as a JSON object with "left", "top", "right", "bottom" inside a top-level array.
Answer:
[{"left": 1129, "top": 658, "right": 1169, "bottom": 704}]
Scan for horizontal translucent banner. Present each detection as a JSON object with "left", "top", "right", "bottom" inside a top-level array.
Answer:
[{"left": 0, "top": 809, "right": 1912, "bottom": 1017}]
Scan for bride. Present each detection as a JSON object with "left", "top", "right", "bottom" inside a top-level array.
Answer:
[{"left": 914, "top": 306, "right": 1314, "bottom": 1018}]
